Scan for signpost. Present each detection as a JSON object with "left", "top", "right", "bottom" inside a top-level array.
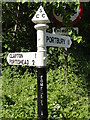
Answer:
[
  {"left": 7, "top": 6, "right": 72, "bottom": 120},
  {"left": 32, "top": 6, "right": 49, "bottom": 120}
]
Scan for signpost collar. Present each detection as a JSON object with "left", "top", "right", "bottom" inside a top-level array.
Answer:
[{"left": 34, "top": 24, "right": 49, "bottom": 30}]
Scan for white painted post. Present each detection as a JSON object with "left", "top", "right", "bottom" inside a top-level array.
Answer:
[
  {"left": 34, "top": 24, "right": 49, "bottom": 120},
  {"left": 32, "top": 6, "right": 50, "bottom": 120},
  {"left": 34, "top": 24, "right": 48, "bottom": 67}
]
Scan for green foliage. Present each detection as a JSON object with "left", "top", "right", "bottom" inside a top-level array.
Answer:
[
  {"left": 47, "top": 68, "right": 88, "bottom": 119},
  {"left": 1, "top": 2, "right": 90, "bottom": 119},
  {"left": 1, "top": 66, "right": 89, "bottom": 119},
  {"left": 1, "top": 69, "right": 37, "bottom": 118}
]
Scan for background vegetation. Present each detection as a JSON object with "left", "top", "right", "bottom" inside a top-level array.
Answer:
[{"left": 0, "top": 1, "right": 90, "bottom": 119}]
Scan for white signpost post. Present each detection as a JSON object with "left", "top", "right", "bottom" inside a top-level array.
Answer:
[
  {"left": 7, "top": 5, "right": 72, "bottom": 120},
  {"left": 32, "top": 6, "right": 50, "bottom": 119}
]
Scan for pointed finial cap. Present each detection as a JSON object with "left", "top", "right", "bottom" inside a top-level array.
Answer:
[{"left": 32, "top": 6, "right": 50, "bottom": 24}]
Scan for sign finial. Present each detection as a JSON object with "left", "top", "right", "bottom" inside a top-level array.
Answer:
[{"left": 32, "top": 6, "right": 50, "bottom": 24}]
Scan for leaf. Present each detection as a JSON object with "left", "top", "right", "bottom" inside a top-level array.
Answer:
[
  {"left": 21, "top": 0, "right": 27, "bottom": 4},
  {"left": 77, "top": 36, "right": 82, "bottom": 43},
  {"left": 4, "top": 44, "right": 8, "bottom": 49}
]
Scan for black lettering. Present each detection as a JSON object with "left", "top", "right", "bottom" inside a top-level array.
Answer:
[
  {"left": 14, "top": 60, "right": 17, "bottom": 64},
  {"left": 24, "top": 60, "right": 27, "bottom": 64},
  {"left": 18, "top": 60, "right": 20, "bottom": 64},
  {"left": 12, "top": 59, "right": 28, "bottom": 65},
  {"left": 9, "top": 54, "right": 16, "bottom": 58},
  {"left": 32, "top": 60, "right": 35, "bottom": 65},
  {"left": 13, "top": 54, "right": 16, "bottom": 58},
  {"left": 51, "top": 37, "right": 54, "bottom": 43},
  {"left": 10, "top": 59, "right": 14, "bottom": 64},
  {"left": 49, "top": 37, "right": 52, "bottom": 43},
  {"left": 21, "top": 60, "right": 29, "bottom": 65},
  {"left": 17, "top": 60, "right": 20, "bottom": 64},
  {"left": 9, "top": 54, "right": 23, "bottom": 58},
  {"left": 18, "top": 54, "right": 23, "bottom": 58},
  {"left": 36, "top": 14, "right": 39, "bottom": 18},
  {"left": 56, "top": 38, "right": 59, "bottom": 44},
  {"left": 46, "top": 36, "right": 49, "bottom": 42},
  {"left": 27, "top": 60, "right": 29, "bottom": 65},
  {"left": 62, "top": 29, "right": 65, "bottom": 33},
  {"left": 9, "top": 54, "right": 12, "bottom": 58},
  {"left": 42, "top": 14, "right": 45, "bottom": 18},
  {"left": 61, "top": 39, "right": 63, "bottom": 44},
  {"left": 35, "top": 53, "right": 36, "bottom": 58},
  {"left": 21, "top": 60, "right": 24, "bottom": 64},
  {"left": 61, "top": 38, "right": 65, "bottom": 44},
  {"left": 39, "top": 8, "right": 42, "bottom": 13}
]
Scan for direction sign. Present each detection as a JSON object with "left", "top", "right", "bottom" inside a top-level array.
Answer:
[
  {"left": 55, "top": 27, "right": 79, "bottom": 35},
  {"left": 45, "top": 32, "right": 72, "bottom": 48},
  {"left": 32, "top": 6, "right": 50, "bottom": 24},
  {"left": 7, "top": 52, "right": 37, "bottom": 66}
]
